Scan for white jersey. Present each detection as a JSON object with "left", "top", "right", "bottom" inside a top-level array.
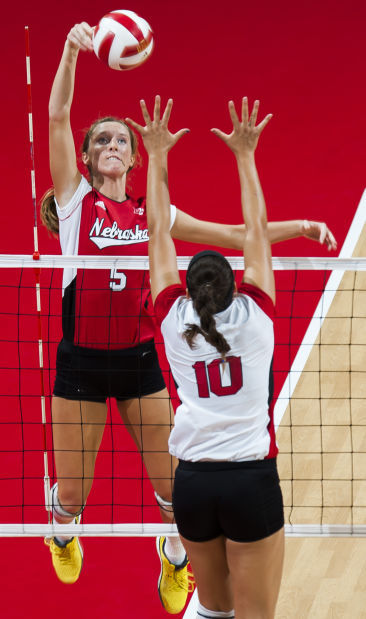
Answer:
[{"left": 154, "top": 282, "right": 277, "bottom": 462}]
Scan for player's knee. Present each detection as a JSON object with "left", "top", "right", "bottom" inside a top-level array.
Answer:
[
  {"left": 155, "top": 491, "right": 174, "bottom": 513},
  {"left": 53, "top": 482, "right": 86, "bottom": 518}
]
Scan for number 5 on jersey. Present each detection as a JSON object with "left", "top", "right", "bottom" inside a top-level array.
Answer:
[
  {"left": 192, "top": 356, "right": 243, "bottom": 397},
  {"left": 109, "top": 268, "right": 127, "bottom": 291}
]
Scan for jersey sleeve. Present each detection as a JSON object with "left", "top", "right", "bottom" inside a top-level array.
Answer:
[
  {"left": 154, "top": 284, "right": 186, "bottom": 327},
  {"left": 55, "top": 176, "right": 92, "bottom": 256},
  {"left": 238, "top": 282, "right": 275, "bottom": 319},
  {"left": 170, "top": 204, "right": 177, "bottom": 230}
]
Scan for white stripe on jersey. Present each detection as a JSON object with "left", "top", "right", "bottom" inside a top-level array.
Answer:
[
  {"left": 158, "top": 284, "right": 275, "bottom": 462},
  {"left": 55, "top": 175, "right": 177, "bottom": 294},
  {"left": 56, "top": 176, "right": 91, "bottom": 292}
]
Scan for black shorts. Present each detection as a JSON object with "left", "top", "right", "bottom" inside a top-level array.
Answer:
[
  {"left": 173, "top": 458, "right": 284, "bottom": 543},
  {"left": 53, "top": 338, "right": 166, "bottom": 403}
]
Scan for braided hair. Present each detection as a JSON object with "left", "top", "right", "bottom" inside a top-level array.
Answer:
[{"left": 184, "top": 250, "right": 235, "bottom": 357}]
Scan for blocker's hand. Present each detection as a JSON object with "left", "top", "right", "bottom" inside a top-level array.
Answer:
[
  {"left": 211, "top": 97, "right": 272, "bottom": 156},
  {"left": 126, "top": 96, "right": 189, "bottom": 156}
]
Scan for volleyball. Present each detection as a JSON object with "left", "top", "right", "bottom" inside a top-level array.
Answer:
[{"left": 93, "top": 10, "right": 154, "bottom": 71}]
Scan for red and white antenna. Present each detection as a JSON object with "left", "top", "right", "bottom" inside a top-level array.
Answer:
[{"left": 24, "top": 26, "right": 51, "bottom": 518}]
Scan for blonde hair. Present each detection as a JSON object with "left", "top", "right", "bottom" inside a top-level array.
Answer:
[{"left": 40, "top": 187, "right": 59, "bottom": 235}]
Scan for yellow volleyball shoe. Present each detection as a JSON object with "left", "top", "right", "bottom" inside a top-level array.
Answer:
[
  {"left": 156, "top": 536, "right": 195, "bottom": 614},
  {"left": 44, "top": 517, "right": 83, "bottom": 584}
]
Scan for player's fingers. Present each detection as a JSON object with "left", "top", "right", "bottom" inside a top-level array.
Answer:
[
  {"left": 241, "top": 96, "right": 249, "bottom": 126},
  {"left": 173, "top": 128, "right": 190, "bottom": 143},
  {"left": 140, "top": 100, "right": 152, "bottom": 126},
  {"left": 162, "top": 99, "right": 173, "bottom": 127},
  {"left": 327, "top": 229, "right": 337, "bottom": 249},
  {"left": 249, "top": 100, "right": 259, "bottom": 126},
  {"left": 256, "top": 113, "right": 273, "bottom": 133},
  {"left": 69, "top": 23, "right": 93, "bottom": 51},
  {"left": 124, "top": 117, "right": 145, "bottom": 134},
  {"left": 228, "top": 101, "right": 240, "bottom": 130},
  {"left": 67, "top": 29, "right": 85, "bottom": 50},
  {"left": 211, "top": 128, "right": 230, "bottom": 142},
  {"left": 80, "top": 21, "right": 94, "bottom": 38},
  {"left": 153, "top": 95, "right": 161, "bottom": 124},
  {"left": 318, "top": 222, "right": 326, "bottom": 244}
]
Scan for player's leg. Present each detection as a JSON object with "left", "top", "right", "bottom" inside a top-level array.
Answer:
[
  {"left": 50, "top": 339, "right": 108, "bottom": 520},
  {"left": 45, "top": 396, "right": 107, "bottom": 584},
  {"left": 117, "top": 390, "right": 175, "bottom": 521},
  {"left": 226, "top": 527, "right": 285, "bottom": 619},
  {"left": 52, "top": 396, "right": 108, "bottom": 513},
  {"left": 179, "top": 535, "right": 234, "bottom": 616},
  {"left": 117, "top": 391, "right": 191, "bottom": 614}
]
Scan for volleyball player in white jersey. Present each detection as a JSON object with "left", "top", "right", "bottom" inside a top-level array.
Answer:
[
  {"left": 41, "top": 21, "right": 335, "bottom": 612},
  {"left": 127, "top": 95, "right": 283, "bottom": 618}
]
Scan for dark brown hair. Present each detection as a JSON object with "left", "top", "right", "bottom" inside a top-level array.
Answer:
[
  {"left": 40, "top": 117, "right": 140, "bottom": 235},
  {"left": 184, "top": 251, "right": 235, "bottom": 357}
]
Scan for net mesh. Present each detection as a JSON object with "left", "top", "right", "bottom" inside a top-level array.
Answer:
[{"left": 1, "top": 255, "right": 366, "bottom": 536}]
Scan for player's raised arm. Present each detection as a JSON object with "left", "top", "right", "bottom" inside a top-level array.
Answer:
[
  {"left": 49, "top": 22, "right": 94, "bottom": 207},
  {"left": 212, "top": 97, "right": 275, "bottom": 302},
  {"left": 171, "top": 211, "right": 337, "bottom": 251},
  {"left": 126, "top": 96, "right": 189, "bottom": 302}
]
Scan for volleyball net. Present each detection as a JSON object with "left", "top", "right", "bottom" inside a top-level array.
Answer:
[{"left": 1, "top": 246, "right": 366, "bottom": 538}]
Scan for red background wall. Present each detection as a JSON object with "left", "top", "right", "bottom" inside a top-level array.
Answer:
[{"left": 0, "top": 0, "right": 365, "bottom": 617}]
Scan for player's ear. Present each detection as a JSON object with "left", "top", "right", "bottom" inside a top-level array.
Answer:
[{"left": 82, "top": 152, "right": 89, "bottom": 166}]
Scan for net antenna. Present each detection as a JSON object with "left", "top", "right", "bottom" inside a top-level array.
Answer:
[{"left": 24, "top": 26, "right": 51, "bottom": 519}]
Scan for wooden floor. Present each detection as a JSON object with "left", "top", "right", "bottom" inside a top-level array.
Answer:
[
  {"left": 276, "top": 224, "right": 366, "bottom": 526},
  {"left": 277, "top": 537, "right": 366, "bottom": 618},
  {"left": 275, "top": 216, "right": 366, "bottom": 615}
]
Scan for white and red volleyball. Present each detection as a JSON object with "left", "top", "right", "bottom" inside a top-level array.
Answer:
[{"left": 93, "top": 10, "right": 154, "bottom": 71}]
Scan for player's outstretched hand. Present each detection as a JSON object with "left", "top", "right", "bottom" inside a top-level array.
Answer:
[
  {"left": 211, "top": 97, "right": 272, "bottom": 156},
  {"left": 303, "top": 220, "right": 338, "bottom": 251},
  {"left": 67, "top": 22, "right": 94, "bottom": 52},
  {"left": 126, "top": 96, "right": 189, "bottom": 156}
]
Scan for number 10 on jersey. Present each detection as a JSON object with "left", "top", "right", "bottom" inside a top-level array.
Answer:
[{"left": 192, "top": 356, "right": 243, "bottom": 398}]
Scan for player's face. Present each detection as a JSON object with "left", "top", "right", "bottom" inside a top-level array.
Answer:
[{"left": 83, "top": 122, "right": 135, "bottom": 179}]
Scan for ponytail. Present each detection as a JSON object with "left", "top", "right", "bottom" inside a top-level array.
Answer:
[
  {"left": 183, "top": 251, "right": 235, "bottom": 358},
  {"left": 183, "top": 283, "right": 231, "bottom": 357},
  {"left": 40, "top": 188, "right": 59, "bottom": 235}
]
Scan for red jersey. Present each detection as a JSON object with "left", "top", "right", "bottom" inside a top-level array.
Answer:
[{"left": 56, "top": 176, "right": 176, "bottom": 349}]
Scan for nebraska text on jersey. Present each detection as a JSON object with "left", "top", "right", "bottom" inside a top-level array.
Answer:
[
  {"left": 89, "top": 217, "right": 149, "bottom": 248},
  {"left": 55, "top": 176, "right": 176, "bottom": 349}
]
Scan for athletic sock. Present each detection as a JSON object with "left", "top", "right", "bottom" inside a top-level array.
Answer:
[
  {"left": 52, "top": 484, "right": 76, "bottom": 543},
  {"left": 52, "top": 517, "right": 74, "bottom": 544},
  {"left": 197, "top": 601, "right": 235, "bottom": 618},
  {"left": 53, "top": 535, "right": 73, "bottom": 547},
  {"left": 164, "top": 536, "right": 187, "bottom": 566}
]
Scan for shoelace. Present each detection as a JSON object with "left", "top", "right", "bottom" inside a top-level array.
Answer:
[
  {"left": 55, "top": 544, "right": 72, "bottom": 564},
  {"left": 174, "top": 566, "right": 195, "bottom": 593},
  {"left": 45, "top": 538, "right": 73, "bottom": 564}
]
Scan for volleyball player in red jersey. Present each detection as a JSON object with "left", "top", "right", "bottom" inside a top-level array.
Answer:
[
  {"left": 41, "top": 22, "right": 336, "bottom": 612},
  {"left": 127, "top": 95, "right": 283, "bottom": 619}
]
